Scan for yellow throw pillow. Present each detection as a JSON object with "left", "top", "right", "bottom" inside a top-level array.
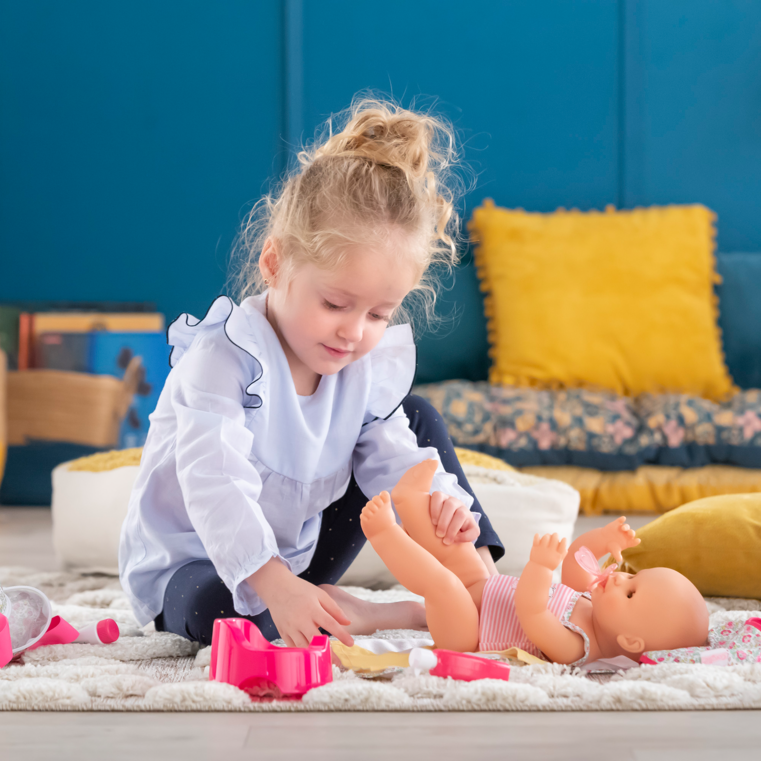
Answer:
[
  {"left": 520, "top": 464, "right": 761, "bottom": 516},
  {"left": 616, "top": 493, "right": 761, "bottom": 598},
  {"left": 469, "top": 201, "right": 735, "bottom": 401}
]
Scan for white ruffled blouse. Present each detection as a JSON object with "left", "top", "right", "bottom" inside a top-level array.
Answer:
[{"left": 118, "top": 292, "right": 474, "bottom": 626}]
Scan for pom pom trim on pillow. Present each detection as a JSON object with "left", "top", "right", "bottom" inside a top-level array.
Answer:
[{"left": 468, "top": 200, "right": 737, "bottom": 402}]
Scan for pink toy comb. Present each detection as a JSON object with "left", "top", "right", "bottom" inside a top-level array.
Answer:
[
  {"left": 574, "top": 546, "right": 617, "bottom": 592},
  {"left": 210, "top": 618, "right": 333, "bottom": 699},
  {"left": 430, "top": 649, "right": 510, "bottom": 682}
]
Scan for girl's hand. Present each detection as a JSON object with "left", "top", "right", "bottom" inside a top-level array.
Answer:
[
  {"left": 601, "top": 516, "right": 641, "bottom": 563},
  {"left": 429, "top": 491, "right": 480, "bottom": 545},
  {"left": 268, "top": 574, "right": 354, "bottom": 648},
  {"left": 530, "top": 533, "right": 568, "bottom": 571},
  {"left": 248, "top": 559, "right": 353, "bottom": 648}
]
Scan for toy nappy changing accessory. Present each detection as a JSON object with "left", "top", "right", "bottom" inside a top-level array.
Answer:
[{"left": 0, "top": 584, "right": 119, "bottom": 667}]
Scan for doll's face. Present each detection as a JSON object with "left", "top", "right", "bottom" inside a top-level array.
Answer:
[{"left": 590, "top": 568, "right": 708, "bottom": 655}]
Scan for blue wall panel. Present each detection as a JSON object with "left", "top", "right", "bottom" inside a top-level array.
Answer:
[
  {"left": 300, "top": 0, "right": 621, "bottom": 218},
  {"left": 623, "top": 0, "right": 761, "bottom": 251},
  {"left": 1, "top": 0, "right": 761, "bottom": 323},
  {"left": 0, "top": 0, "right": 283, "bottom": 322}
]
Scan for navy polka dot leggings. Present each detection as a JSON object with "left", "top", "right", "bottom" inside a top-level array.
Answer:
[{"left": 154, "top": 394, "right": 505, "bottom": 645}]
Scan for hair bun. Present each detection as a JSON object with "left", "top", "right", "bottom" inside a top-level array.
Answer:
[
  {"left": 312, "top": 101, "right": 440, "bottom": 183},
  {"left": 230, "top": 92, "right": 472, "bottom": 336}
]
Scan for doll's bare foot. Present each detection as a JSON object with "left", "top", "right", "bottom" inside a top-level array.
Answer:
[
  {"left": 359, "top": 486, "right": 481, "bottom": 652},
  {"left": 318, "top": 585, "right": 427, "bottom": 635},
  {"left": 360, "top": 492, "right": 397, "bottom": 539}
]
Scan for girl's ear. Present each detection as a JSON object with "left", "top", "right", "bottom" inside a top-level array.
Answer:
[{"left": 259, "top": 237, "right": 281, "bottom": 284}]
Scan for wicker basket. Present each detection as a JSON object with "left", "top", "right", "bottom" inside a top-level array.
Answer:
[{"left": 7, "top": 356, "right": 142, "bottom": 448}]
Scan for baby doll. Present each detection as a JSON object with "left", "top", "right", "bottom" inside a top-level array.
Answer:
[{"left": 361, "top": 459, "right": 709, "bottom": 665}]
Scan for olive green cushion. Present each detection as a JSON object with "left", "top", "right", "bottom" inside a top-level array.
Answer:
[{"left": 618, "top": 493, "right": 761, "bottom": 599}]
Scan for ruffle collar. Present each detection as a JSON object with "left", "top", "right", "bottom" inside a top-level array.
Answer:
[
  {"left": 363, "top": 322, "right": 417, "bottom": 421},
  {"left": 167, "top": 292, "right": 417, "bottom": 419},
  {"left": 240, "top": 290, "right": 417, "bottom": 419},
  {"left": 167, "top": 295, "right": 265, "bottom": 408}
]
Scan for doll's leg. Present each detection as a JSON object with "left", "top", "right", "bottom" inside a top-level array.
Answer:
[
  {"left": 299, "top": 472, "right": 426, "bottom": 635},
  {"left": 390, "top": 459, "right": 491, "bottom": 595},
  {"left": 361, "top": 491, "right": 480, "bottom": 652},
  {"left": 402, "top": 395, "right": 504, "bottom": 564}
]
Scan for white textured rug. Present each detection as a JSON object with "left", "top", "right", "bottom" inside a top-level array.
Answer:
[{"left": 2, "top": 566, "right": 761, "bottom": 712}]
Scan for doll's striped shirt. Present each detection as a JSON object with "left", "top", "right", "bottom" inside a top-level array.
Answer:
[{"left": 478, "top": 575, "right": 591, "bottom": 666}]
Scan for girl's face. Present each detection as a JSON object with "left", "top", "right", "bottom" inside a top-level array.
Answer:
[{"left": 265, "top": 238, "right": 419, "bottom": 395}]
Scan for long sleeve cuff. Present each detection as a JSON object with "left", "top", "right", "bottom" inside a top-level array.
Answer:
[
  {"left": 471, "top": 510, "right": 505, "bottom": 561},
  {"left": 230, "top": 550, "right": 293, "bottom": 617},
  {"left": 430, "top": 470, "right": 475, "bottom": 510}
]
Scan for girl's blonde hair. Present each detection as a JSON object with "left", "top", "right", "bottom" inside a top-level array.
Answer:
[{"left": 228, "top": 92, "right": 470, "bottom": 330}]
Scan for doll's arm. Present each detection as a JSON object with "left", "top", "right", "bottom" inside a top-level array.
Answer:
[
  {"left": 514, "top": 535, "right": 586, "bottom": 665},
  {"left": 561, "top": 516, "right": 640, "bottom": 592}
]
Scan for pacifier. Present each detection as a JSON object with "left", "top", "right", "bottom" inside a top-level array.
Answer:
[
  {"left": 0, "top": 584, "right": 53, "bottom": 658},
  {"left": 574, "top": 546, "right": 618, "bottom": 592}
]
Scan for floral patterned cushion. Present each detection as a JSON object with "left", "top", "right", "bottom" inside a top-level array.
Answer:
[
  {"left": 412, "top": 380, "right": 761, "bottom": 470},
  {"left": 642, "top": 617, "right": 761, "bottom": 666}
]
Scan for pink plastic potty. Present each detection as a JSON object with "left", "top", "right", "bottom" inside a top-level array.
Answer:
[{"left": 210, "top": 618, "right": 333, "bottom": 699}]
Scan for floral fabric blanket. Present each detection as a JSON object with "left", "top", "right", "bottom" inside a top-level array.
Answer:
[
  {"left": 642, "top": 617, "right": 761, "bottom": 666},
  {"left": 413, "top": 381, "right": 761, "bottom": 471}
]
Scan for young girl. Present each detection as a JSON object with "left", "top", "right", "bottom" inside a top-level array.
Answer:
[{"left": 118, "top": 95, "right": 504, "bottom": 649}]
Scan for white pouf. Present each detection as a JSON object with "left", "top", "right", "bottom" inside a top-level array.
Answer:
[
  {"left": 51, "top": 461, "right": 139, "bottom": 573},
  {"left": 52, "top": 459, "right": 580, "bottom": 585}
]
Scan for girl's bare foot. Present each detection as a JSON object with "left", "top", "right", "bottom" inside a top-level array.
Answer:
[{"left": 318, "top": 584, "right": 427, "bottom": 636}]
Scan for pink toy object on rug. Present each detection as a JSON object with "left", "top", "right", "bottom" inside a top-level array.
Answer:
[
  {"left": 27, "top": 617, "right": 120, "bottom": 650},
  {"left": 210, "top": 618, "right": 333, "bottom": 699},
  {"left": 409, "top": 647, "right": 511, "bottom": 682},
  {"left": 0, "top": 584, "right": 120, "bottom": 667},
  {"left": 0, "top": 614, "right": 11, "bottom": 667}
]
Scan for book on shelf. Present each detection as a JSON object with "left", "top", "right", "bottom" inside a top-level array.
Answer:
[
  {"left": 0, "top": 305, "right": 20, "bottom": 367},
  {"left": 14, "top": 310, "right": 165, "bottom": 370},
  {"left": 2, "top": 300, "right": 160, "bottom": 370},
  {"left": 34, "top": 332, "right": 92, "bottom": 373},
  {"left": 17, "top": 312, "right": 32, "bottom": 371}
]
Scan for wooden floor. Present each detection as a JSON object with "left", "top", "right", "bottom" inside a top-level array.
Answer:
[
  {"left": 1, "top": 507, "right": 758, "bottom": 761},
  {"left": 1, "top": 710, "right": 760, "bottom": 761}
]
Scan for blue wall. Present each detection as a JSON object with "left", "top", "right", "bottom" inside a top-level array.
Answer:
[
  {"left": 623, "top": 1, "right": 761, "bottom": 251},
  {"left": 0, "top": 0, "right": 284, "bottom": 322},
  {"left": 1, "top": 0, "right": 760, "bottom": 323}
]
